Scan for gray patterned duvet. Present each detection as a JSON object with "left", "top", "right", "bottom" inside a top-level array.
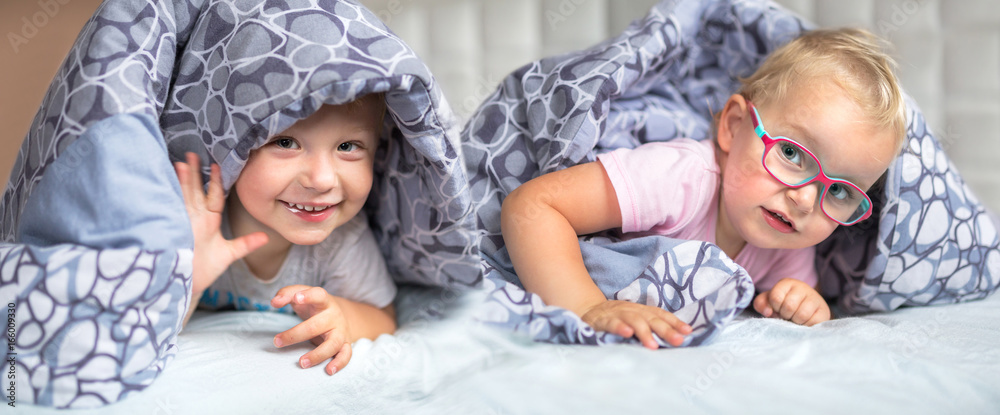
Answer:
[
  {"left": 1, "top": 0, "right": 477, "bottom": 407},
  {"left": 468, "top": 0, "right": 999, "bottom": 346},
  {"left": 1, "top": 0, "right": 998, "bottom": 411}
]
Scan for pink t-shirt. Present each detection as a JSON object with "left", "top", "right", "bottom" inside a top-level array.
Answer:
[{"left": 596, "top": 138, "right": 817, "bottom": 291}]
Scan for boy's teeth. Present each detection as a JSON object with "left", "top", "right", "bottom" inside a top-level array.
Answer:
[{"left": 290, "top": 203, "right": 329, "bottom": 212}]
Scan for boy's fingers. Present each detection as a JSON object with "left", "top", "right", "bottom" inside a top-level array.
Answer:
[
  {"left": 270, "top": 285, "right": 309, "bottom": 308},
  {"left": 326, "top": 343, "right": 352, "bottom": 375},
  {"left": 276, "top": 315, "right": 332, "bottom": 348},
  {"left": 206, "top": 164, "right": 225, "bottom": 213},
  {"left": 299, "top": 334, "right": 345, "bottom": 370},
  {"left": 174, "top": 162, "right": 193, "bottom": 203},
  {"left": 176, "top": 161, "right": 196, "bottom": 199},
  {"left": 270, "top": 296, "right": 291, "bottom": 309},
  {"left": 184, "top": 153, "right": 207, "bottom": 210},
  {"left": 186, "top": 153, "right": 201, "bottom": 187},
  {"left": 294, "top": 286, "right": 331, "bottom": 306},
  {"left": 274, "top": 284, "right": 311, "bottom": 298},
  {"left": 230, "top": 232, "right": 269, "bottom": 261},
  {"left": 185, "top": 152, "right": 199, "bottom": 169},
  {"left": 271, "top": 284, "right": 311, "bottom": 308}
]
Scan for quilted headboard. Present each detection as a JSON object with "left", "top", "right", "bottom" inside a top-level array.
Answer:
[
  {"left": 358, "top": 0, "right": 1000, "bottom": 215},
  {"left": 2, "top": 0, "right": 998, "bottom": 211}
]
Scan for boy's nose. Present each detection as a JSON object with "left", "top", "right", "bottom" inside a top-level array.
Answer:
[
  {"left": 786, "top": 182, "right": 821, "bottom": 214},
  {"left": 300, "top": 154, "right": 338, "bottom": 191}
]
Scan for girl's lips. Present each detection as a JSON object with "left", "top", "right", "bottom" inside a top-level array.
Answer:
[{"left": 761, "top": 207, "right": 795, "bottom": 233}]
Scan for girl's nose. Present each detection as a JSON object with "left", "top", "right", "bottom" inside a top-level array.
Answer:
[
  {"left": 300, "top": 154, "right": 338, "bottom": 191},
  {"left": 786, "top": 182, "right": 821, "bottom": 214}
]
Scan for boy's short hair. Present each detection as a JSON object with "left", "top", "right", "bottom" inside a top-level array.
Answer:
[
  {"left": 738, "top": 28, "right": 907, "bottom": 154},
  {"left": 345, "top": 92, "right": 388, "bottom": 132}
]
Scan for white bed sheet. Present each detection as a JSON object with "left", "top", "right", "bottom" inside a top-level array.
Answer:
[{"left": 14, "top": 286, "right": 1000, "bottom": 414}]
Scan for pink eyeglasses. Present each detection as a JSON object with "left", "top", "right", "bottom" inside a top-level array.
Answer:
[{"left": 747, "top": 101, "right": 873, "bottom": 226}]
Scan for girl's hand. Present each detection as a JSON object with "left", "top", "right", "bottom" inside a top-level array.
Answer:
[
  {"left": 174, "top": 153, "right": 269, "bottom": 295},
  {"left": 271, "top": 285, "right": 353, "bottom": 375},
  {"left": 581, "top": 300, "right": 693, "bottom": 349},
  {"left": 753, "top": 278, "right": 831, "bottom": 326}
]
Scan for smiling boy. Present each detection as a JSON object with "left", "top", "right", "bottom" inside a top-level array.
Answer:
[{"left": 175, "top": 93, "right": 396, "bottom": 375}]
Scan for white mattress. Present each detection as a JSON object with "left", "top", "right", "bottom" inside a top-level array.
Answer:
[{"left": 15, "top": 285, "right": 1000, "bottom": 414}]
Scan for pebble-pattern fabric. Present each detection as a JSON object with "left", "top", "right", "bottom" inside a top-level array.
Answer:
[
  {"left": 0, "top": 244, "right": 191, "bottom": 408},
  {"left": 464, "top": 0, "right": 1000, "bottom": 345},
  {"left": 0, "top": 0, "right": 478, "bottom": 408},
  {"left": 158, "top": 0, "right": 479, "bottom": 289},
  {"left": 479, "top": 235, "right": 755, "bottom": 347},
  {"left": 817, "top": 96, "right": 1000, "bottom": 313}
]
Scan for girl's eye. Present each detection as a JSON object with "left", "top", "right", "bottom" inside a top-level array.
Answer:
[
  {"left": 272, "top": 137, "right": 298, "bottom": 149},
  {"left": 338, "top": 142, "right": 358, "bottom": 152},
  {"left": 827, "top": 183, "right": 853, "bottom": 201},
  {"left": 779, "top": 143, "right": 802, "bottom": 165}
]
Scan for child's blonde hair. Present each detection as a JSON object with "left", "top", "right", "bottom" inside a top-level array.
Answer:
[
  {"left": 739, "top": 28, "right": 907, "bottom": 154},
  {"left": 345, "top": 92, "right": 387, "bottom": 125}
]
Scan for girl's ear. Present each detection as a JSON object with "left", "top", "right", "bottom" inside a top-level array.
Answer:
[{"left": 716, "top": 94, "right": 748, "bottom": 154}]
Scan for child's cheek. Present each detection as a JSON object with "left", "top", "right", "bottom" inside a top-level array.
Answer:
[
  {"left": 727, "top": 155, "right": 761, "bottom": 190},
  {"left": 806, "top": 219, "right": 840, "bottom": 245}
]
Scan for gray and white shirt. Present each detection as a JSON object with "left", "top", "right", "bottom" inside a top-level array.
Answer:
[{"left": 199, "top": 214, "right": 397, "bottom": 313}]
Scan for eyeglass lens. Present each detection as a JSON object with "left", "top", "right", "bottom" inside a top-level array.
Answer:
[{"left": 763, "top": 140, "right": 869, "bottom": 223}]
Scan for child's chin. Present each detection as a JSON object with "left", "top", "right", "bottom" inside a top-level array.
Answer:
[
  {"left": 745, "top": 233, "right": 804, "bottom": 251},
  {"left": 283, "top": 232, "right": 329, "bottom": 246},
  {"left": 755, "top": 235, "right": 827, "bottom": 251}
]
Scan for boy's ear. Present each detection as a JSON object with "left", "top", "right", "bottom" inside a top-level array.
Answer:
[{"left": 716, "top": 94, "right": 748, "bottom": 154}]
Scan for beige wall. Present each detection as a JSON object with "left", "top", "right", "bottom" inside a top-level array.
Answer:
[{"left": 0, "top": 0, "right": 104, "bottom": 188}]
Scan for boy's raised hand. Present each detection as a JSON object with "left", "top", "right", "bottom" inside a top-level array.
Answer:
[
  {"left": 581, "top": 300, "right": 692, "bottom": 349},
  {"left": 753, "top": 278, "right": 831, "bottom": 326},
  {"left": 174, "top": 152, "right": 269, "bottom": 295},
  {"left": 271, "top": 285, "right": 353, "bottom": 375}
]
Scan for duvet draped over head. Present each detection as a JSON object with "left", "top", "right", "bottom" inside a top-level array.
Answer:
[{"left": 464, "top": 0, "right": 1000, "bottom": 346}]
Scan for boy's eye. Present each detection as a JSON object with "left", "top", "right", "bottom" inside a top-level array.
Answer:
[
  {"left": 272, "top": 137, "right": 298, "bottom": 149},
  {"left": 338, "top": 142, "right": 358, "bottom": 152}
]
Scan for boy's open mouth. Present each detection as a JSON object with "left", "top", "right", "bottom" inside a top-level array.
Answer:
[{"left": 282, "top": 201, "right": 334, "bottom": 213}]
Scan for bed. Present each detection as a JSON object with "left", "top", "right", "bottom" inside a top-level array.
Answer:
[
  {"left": 6, "top": 0, "right": 1000, "bottom": 413},
  {"left": 15, "top": 285, "right": 1000, "bottom": 414}
]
